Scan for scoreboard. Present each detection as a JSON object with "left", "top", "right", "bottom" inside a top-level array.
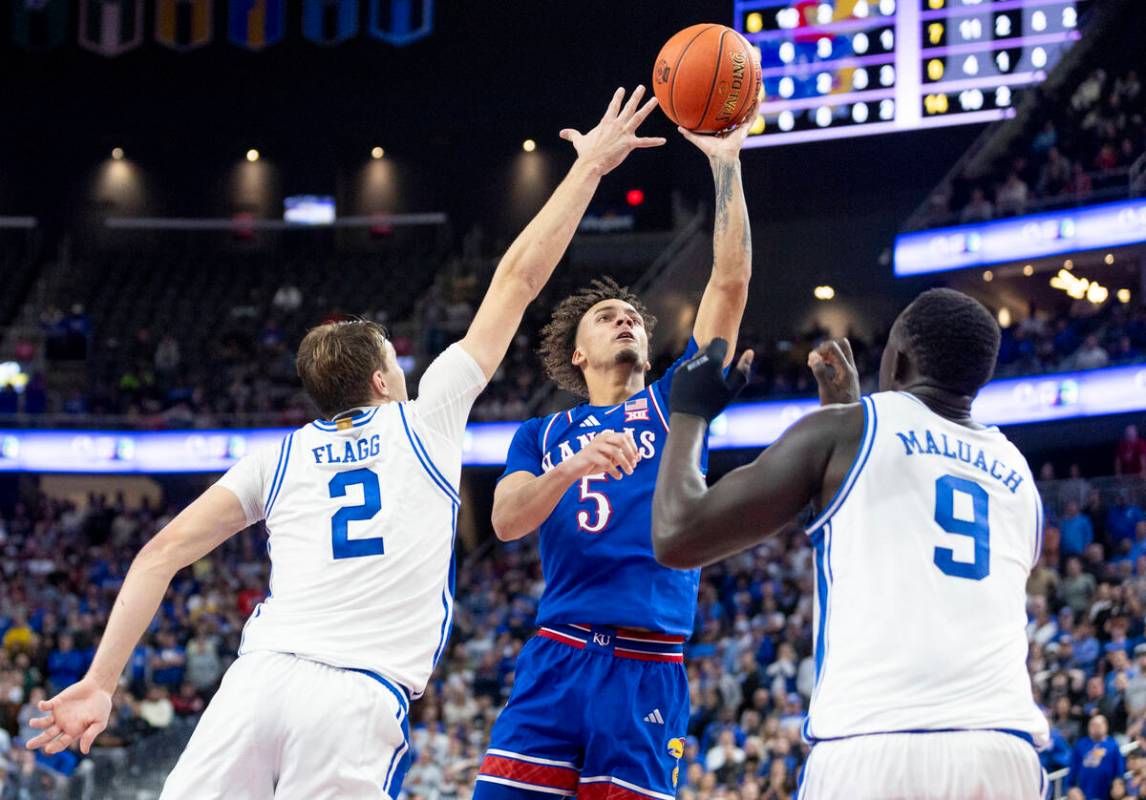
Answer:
[{"left": 734, "top": 0, "right": 1084, "bottom": 147}]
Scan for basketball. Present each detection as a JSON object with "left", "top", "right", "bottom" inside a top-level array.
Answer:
[{"left": 652, "top": 23, "right": 762, "bottom": 133}]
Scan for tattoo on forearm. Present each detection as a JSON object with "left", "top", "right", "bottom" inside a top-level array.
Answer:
[{"left": 713, "top": 160, "right": 736, "bottom": 234}]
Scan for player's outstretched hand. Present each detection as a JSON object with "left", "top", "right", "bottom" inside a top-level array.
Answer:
[
  {"left": 808, "top": 337, "right": 861, "bottom": 407},
  {"left": 564, "top": 430, "right": 640, "bottom": 481},
  {"left": 25, "top": 678, "right": 112, "bottom": 755},
  {"left": 677, "top": 99, "right": 758, "bottom": 162},
  {"left": 560, "top": 86, "right": 666, "bottom": 177},
  {"left": 670, "top": 338, "right": 754, "bottom": 423}
]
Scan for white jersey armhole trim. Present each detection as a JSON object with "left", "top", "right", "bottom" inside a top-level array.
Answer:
[
  {"left": 264, "top": 432, "right": 296, "bottom": 518},
  {"left": 806, "top": 396, "right": 877, "bottom": 536},
  {"left": 397, "top": 402, "right": 461, "bottom": 505}
]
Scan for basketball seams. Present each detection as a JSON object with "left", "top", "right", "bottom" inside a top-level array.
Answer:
[
  {"left": 697, "top": 29, "right": 729, "bottom": 132},
  {"left": 667, "top": 24, "right": 716, "bottom": 129}
]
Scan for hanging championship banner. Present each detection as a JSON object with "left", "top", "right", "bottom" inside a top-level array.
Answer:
[
  {"left": 78, "top": 0, "right": 144, "bottom": 56},
  {"left": 11, "top": 0, "right": 68, "bottom": 51},
  {"left": 368, "top": 0, "right": 433, "bottom": 46},
  {"left": 228, "top": 0, "right": 286, "bottom": 51},
  {"left": 156, "top": 0, "right": 213, "bottom": 51},
  {"left": 303, "top": 0, "right": 358, "bottom": 46}
]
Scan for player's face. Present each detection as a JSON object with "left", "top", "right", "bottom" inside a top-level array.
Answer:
[{"left": 571, "top": 299, "right": 650, "bottom": 374}]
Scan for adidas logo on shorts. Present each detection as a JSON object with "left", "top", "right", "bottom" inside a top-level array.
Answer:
[{"left": 643, "top": 709, "right": 665, "bottom": 725}]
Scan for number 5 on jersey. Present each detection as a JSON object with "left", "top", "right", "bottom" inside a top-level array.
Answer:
[
  {"left": 328, "top": 468, "right": 385, "bottom": 559},
  {"left": 577, "top": 475, "right": 613, "bottom": 533}
]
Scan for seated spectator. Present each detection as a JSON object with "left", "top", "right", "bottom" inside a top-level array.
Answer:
[
  {"left": 1070, "top": 714, "right": 1124, "bottom": 800},
  {"left": 996, "top": 171, "right": 1031, "bottom": 216},
  {"left": 1061, "top": 502, "right": 1096, "bottom": 559},
  {"left": 1116, "top": 425, "right": 1146, "bottom": 476},
  {"left": 960, "top": 187, "right": 994, "bottom": 223},
  {"left": 1107, "top": 492, "right": 1146, "bottom": 550},
  {"left": 1038, "top": 148, "right": 1073, "bottom": 197},
  {"left": 1066, "top": 162, "right": 1094, "bottom": 201},
  {"left": 139, "top": 685, "right": 174, "bottom": 729},
  {"left": 1071, "top": 335, "right": 1110, "bottom": 371}
]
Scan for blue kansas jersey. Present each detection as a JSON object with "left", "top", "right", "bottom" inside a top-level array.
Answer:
[{"left": 500, "top": 340, "right": 705, "bottom": 636}]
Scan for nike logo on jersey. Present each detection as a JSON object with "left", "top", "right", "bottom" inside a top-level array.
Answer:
[
  {"left": 643, "top": 709, "right": 665, "bottom": 725},
  {"left": 580, "top": 415, "right": 602, "bottom": 428}
]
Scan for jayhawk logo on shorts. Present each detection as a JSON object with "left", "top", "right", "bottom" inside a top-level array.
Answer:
[{"left": 667, "top": 737, "right": 685, "bottom": 787}]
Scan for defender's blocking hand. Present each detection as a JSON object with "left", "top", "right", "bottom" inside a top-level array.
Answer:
[{"left": 560, "top": 86, "right": 666, "bottom": 177}]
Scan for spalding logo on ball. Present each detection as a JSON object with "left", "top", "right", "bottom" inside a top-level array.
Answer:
[{"left": 652, "top": 23, "right": 763, "bottom": 133}]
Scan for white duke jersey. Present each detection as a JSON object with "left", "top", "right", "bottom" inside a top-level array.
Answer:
[
  {"left": 803, "top": 391, "right": 1049, "bottom": 747},
  {"left": 216, "top": 343, "right": 487, "bottom": 698}
]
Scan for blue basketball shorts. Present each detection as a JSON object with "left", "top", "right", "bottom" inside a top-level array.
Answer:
[{"left": 474, "top": 624, "right": 689, "bottom": 800}]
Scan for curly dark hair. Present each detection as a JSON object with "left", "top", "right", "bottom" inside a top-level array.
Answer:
[
  {"left": 537, "top": 276, "right": 657, "bottom": 398},
  {"left": 899, "top": 288, "right": 1001, "bottom": 396}
]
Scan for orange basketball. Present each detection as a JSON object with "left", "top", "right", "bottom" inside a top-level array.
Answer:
[{"left": 652, "top": 23, "right": 762, "bottom": 133}]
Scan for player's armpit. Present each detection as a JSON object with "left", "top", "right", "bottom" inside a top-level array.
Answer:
[{"left": 653, "top": 404, "right": 861, "bottom": 569}]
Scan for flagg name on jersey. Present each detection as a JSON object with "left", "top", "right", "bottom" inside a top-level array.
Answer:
[
  {"left": 310, "top": 434, "right": 382, "bottom": 465},
  {"left": 539, "top": 428, "right": 658, "bottom": 473},
  {"left": 894, "top": 428, "right": 1024, "bottom": 494}
]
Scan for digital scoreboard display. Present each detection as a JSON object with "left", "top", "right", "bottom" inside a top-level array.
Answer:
[{"left": 734, "top": 0, "right": 1084, "bottom": 147}]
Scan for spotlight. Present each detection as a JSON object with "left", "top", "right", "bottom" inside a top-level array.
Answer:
[
  {"left": 1022, "top": 264, "right": 1034, "bottom": 277},
  {"left": 813, "top": 285, "right": 835, "bottom": 301},
  {"left": 111, "top": 147, "right": 125, "bottom": 161},
  {"left": 522, "top": 139, "right": 536, "bottom": 153},
  {"left": 246, "top": 149, "right": 260, "bottom": 162},
  {"left": 371, "top": 147, "right": 385, "bottom": 160},
  {"left": 626, "top": 189, "right": 645, "bottom": 207},
  {"left": 1118, "top": 289, "right": 1132, "bottom": 304}
]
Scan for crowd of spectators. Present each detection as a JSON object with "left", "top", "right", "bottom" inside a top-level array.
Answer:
[
  {"left": 7, "top": 269, "right": 1143, "bottom": 429},
  {"left": 0, "top": 430, "right": 1144, "bottom": 798},
  {"left": 920, "top": 65, "right": 1145, "bottom": 229}
]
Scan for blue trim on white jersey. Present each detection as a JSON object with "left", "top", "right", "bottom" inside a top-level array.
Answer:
[
  {"left": 348, "top": 668, "right": 410, "bottom": 717},
  {"left": 806, "top": 396, "right": 878, "bottom": 536},
  {"left": 398, "top": 404, "right": 461, "bottom": 505},
  {"left": 804, "top": 727, "right": 1038, "bottom": 747},
  {"left": 349, "top": 667, "right": 410, "bottom": 797},
  {"left": 310, "top": 407, "right": 380, "bottom": 431},
  {"left": 804, "top": 521, "right": 834, "bottom": 743},
  {"left": 263, "top": 434, "right": 291, "bottom": 514},
  {"left": 264, "top": 433, "right": 294, "bottom": 517},
  {"left": 431, "top": 504, "right": 459, "bottom": 669},
  {"left": 1033, "top": 491, "right": 1045, "bottom": 569}
]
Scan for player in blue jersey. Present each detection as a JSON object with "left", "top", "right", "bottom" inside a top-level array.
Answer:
[{"left": 473, "top": 118, "right": 754, "bottom": 800}]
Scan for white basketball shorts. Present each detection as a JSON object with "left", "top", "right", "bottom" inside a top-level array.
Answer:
[
  {"left": 797, "top": 730, "right": 1047, "bottom": 800},
  {"left": 160, "top": 651, "right": 409, "bottom": 800}
]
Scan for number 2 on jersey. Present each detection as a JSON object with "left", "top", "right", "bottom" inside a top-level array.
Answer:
[
  {"left": 328, "top": 468, "right": 384, "bottom": 559},
  {"left": 933, "top": 474, "right": 990, "bottom": 580}
]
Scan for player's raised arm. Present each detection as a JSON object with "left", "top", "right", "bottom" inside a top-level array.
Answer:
[
  {"left": 680, "top": 113, "right": 754, "bottom": 366},
  {"left": 459, "top": 86, "right": 665, "bottom": 379},
  {"left": 25, "top": 486, "right": 251, "bottom": 754},
  {"left": 651, "top": 339, "right": 863, "bottom": 568}
]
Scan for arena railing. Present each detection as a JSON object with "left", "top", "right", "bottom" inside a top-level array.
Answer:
[{"left": 1037, "top": 474, "right": 1146, "bottom": 518}]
